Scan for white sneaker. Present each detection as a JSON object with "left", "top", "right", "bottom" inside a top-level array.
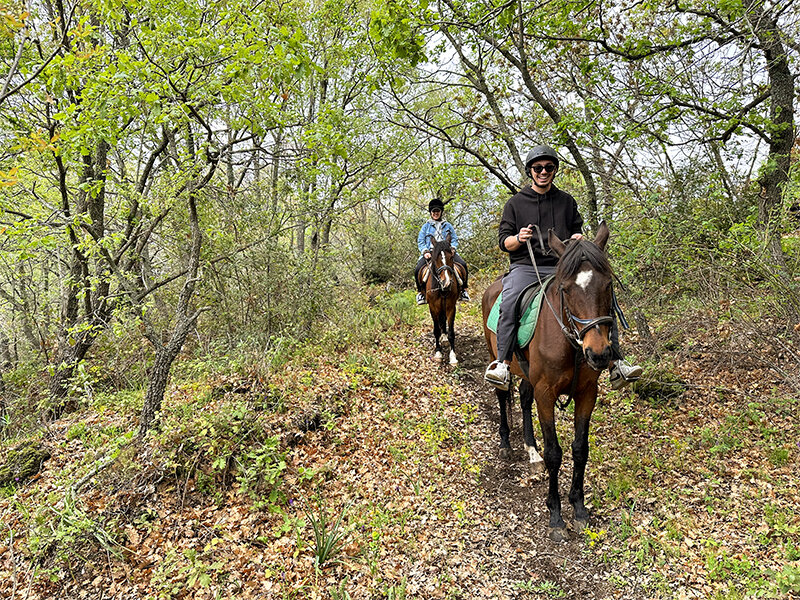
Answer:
[
  {"left": 484, "top": 361, "right": 510, "bottom": 390},
  {"left": 609, "top": 360, "right": 643, "bottom": 390},
  {"left": 416, "top": 292, "right": 427, "bottom": 305}
]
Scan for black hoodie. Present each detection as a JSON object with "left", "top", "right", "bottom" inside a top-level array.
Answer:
[{"left": 498, "top": 184, "right": 584, "bottom": 268}]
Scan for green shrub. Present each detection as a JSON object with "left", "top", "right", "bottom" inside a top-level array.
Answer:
[{"left": 153, "top": 398, "right": 288, "bottom": 509}]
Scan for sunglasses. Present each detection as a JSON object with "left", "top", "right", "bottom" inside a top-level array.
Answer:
[{"left": 531, "top": 164, "right": 556, "bottom": 174}]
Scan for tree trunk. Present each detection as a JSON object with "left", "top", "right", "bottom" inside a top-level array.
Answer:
[
  {"left": 0, "top": 333, "right": 10, "bottom": 428},
  {"left": 139, "top": 346, "right": 176, "bottom": 434},
  {"left": 47, "top": 336, "right": 95, "bottom": 418},
  {"left": 48, "top": 139, "right": 112, "bottom": 418},
  {"left": 748, "top": 1, "right": 793, "bottom": 272},
  {"left": 139, "top": 183, "right": 207, "bottom": 435}
]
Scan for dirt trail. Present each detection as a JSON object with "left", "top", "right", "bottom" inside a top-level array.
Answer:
[{"left": 446, "top": 322, "right": 616, "bottom": 599}]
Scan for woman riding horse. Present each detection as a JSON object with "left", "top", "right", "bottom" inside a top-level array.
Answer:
[
  {"left": 422, "top": 234, "right": 463, "bottom": 364},
  {"left": 415, "top": 199, "right": 469, "bottom": 305}
]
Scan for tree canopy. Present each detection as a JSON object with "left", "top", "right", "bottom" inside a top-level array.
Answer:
[{"left": 0, "top": 0, "right": 797, "bottom": 429}]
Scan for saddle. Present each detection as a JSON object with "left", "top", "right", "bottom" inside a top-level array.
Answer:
[
  {"left": 420, "top": 261, "right": 466, "bottom": 287},
  {"left": 486, "top": 276, "right": 554, "bottom": 348}
]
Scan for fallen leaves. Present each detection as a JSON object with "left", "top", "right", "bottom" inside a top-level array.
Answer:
[{"left": 2, "top": 300, "right": 799, "bottom": 599}]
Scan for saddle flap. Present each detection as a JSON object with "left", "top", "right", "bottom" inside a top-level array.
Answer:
[
  {"left": 486, "top": 276, "right": 553, "bottom": 348},
  {"left": 421, "top": 265, "right": 430, "bottom": 283}
]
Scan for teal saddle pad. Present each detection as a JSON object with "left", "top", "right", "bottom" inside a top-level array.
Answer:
[{"left": 486, "top": 276, "right": 553, "bottom": 348}]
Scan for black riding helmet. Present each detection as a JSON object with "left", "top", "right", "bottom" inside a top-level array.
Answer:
[
  {"left": 428, "top": 198, "right": 445, "bottom": 212},
  {"left": 524, "top": 145, "right": 560, "bottom": 177}
]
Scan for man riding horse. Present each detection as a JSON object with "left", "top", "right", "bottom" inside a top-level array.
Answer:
[{"left": 484, "top": 144, "right": 642, "bottom": 390}]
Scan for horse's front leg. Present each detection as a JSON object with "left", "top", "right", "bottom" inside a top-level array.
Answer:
[
  {"left": 537, "top": 399, "right": 566, "bottom": 541},
  {"left": 432, "top": 313, "right": 443, "bottom": 360},
  {"left": 519, "top": 379, "right": 545, "bottom": 477},
  {"left": 446, "top": 301, "right": 457, "bottom": 365},
  {"left": 569, "top": 389, "right": 597, "bottom": 531},
  {"left": 497, "top": 377, "right": 514, "bottom": 459}
]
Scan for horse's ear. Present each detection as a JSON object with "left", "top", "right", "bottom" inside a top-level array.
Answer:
[
  {"left": 548, "top": 229, "right": 567, "bottom": 257},
  {"left": 445, "top": 232, "right": 452, "bottom": 244},
  {"left": 594, "top": 221, "right": 609, "bottom": 251},
  {"left": 427, "top": 234, "right": 435, "bottom": 248}
]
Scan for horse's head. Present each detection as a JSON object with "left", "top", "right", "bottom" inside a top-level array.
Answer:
[
  {"left": 428, "top": 233, "right": 456, "bottom": 292},
  {"left": 549, "top": 222, "right": 613, "bottom": 371}
]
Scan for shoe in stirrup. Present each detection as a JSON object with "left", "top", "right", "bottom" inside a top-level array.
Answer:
[
  {"left": 459, "top": 290, "right": 471, "bottom": 302},
  {"left": 416, "top": 292, "right": 427, "bottom": 305},
  {"left": 484, "top": 361, "right": 510, "bottom": 391},
  {"left": 609, "top": 359, "right": 643, "bottom": 390}
]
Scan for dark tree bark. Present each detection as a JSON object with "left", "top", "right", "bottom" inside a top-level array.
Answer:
[
  {"left": 139, "top": 189, "right": 206, "bottom": 435},
  {"left": 48, "top": 139, "right": 113, "bottom": 418},
  {"left": 746, "top": 0, "right": 794, "bottom": 272}
]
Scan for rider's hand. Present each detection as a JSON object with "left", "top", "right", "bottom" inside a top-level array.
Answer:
[
  {"left": 570, "top": 233, "right": 584, "bottom": 241},
  {"left": 424, "top": 251, "right": 431, "bottom": 259},
  {"left": 517, "top": 224, "right": 533, "bottom": 244}
]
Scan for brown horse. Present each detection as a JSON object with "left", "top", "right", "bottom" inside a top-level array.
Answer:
[
  {"left": 420, "top": 233, "right": 463, "bottom": 365},
  {"left": 482, "top": 222, "right": 613, "bottom": 541}
]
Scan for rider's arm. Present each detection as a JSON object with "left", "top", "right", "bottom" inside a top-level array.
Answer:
[
  {"left": 499, "top": 207, "right": 531, "bottom": 251},
  {"left": 446, "top": 223, "right": 458, "bottom": 248},
  {"left": 498, "top": 203, "right": 518, "bottom": 253},
  {"left": 417, "top": 224, "right": 430, "bottom": 254}
]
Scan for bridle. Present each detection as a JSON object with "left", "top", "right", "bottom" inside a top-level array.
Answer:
[
  {"left": 525, "top": 229, "right": 613, "bottom": 351},
  {"left": 559, "top": 288, "right": 614, "bottom": 351},
  {"left": 428, "top": 246, "right": 456, "bottom": 293},
  {"left": 524, "top": 232, "right": 614, "bottom": 410}
]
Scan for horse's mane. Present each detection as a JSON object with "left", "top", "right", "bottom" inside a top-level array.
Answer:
[{"left": 555, "top": 239, "right": 612, "bottom": 279}]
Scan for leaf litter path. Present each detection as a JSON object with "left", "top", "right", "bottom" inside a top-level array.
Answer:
[
  {"left": 9, "top": 304, "right": 797, "bottom": 599},
  {"left": 0, "top": 322, "right": 622, "bottom": 600},
  {"left": 430, "top": 321, "right": 616, "bottom": 600}
]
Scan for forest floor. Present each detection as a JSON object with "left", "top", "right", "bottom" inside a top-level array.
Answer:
[{"left": 1, "top": 287, "right": 799, "bottom": 599}]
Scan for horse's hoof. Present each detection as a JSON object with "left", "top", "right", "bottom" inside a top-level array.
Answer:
[
  {"left": 449, "top": 359, "right": 458, "bottom": 366},
  {"left": 499, "top": 447, "right": 513, "bottom": 460},
  {"left": 530, "top": 459, "right": 546, "bottom": 477},
  {"left": 548, "top": 527, "right": 569, "bottom": 543},
  {"left": 574, "top": 517, "right": 590, "bottom": 532},
  {"left": 434, "top": 351, "right": 442, "bottom": 360}
]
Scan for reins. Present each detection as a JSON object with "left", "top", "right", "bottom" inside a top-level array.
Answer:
[{"left": 525, "top": 231, "right": 580, "bottom": 350}]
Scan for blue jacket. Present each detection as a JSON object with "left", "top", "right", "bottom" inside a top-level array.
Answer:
[{"left": 418, "top": 219, "right": 458, "bottom": 255}]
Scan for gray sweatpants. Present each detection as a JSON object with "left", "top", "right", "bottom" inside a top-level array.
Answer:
[{"left": 496, "top": 264, "right": 555, "bottom": 362}]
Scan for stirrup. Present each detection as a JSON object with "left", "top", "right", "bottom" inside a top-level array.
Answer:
[
  {"left": 609, "top": 360, "right": 642, "bottom": 390},
  {"left": 484, "top": 361, "right": 510, "bottom": 391}
]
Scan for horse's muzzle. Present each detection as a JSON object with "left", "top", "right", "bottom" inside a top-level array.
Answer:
[{"left": 584, "top": 346, "right": 612, "bottom": 371}]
